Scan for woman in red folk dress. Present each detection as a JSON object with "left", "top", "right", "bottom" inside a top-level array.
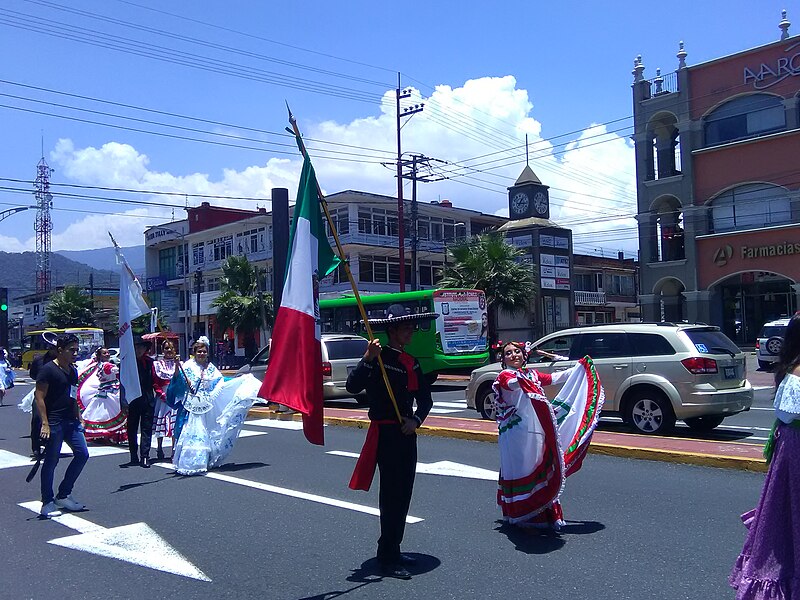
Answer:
[
  {"left": 492, "top": 341, "right": 604, "bottom": 531},
  {"left": 152, "top": 340, "right": 179, "bottom": 461}
]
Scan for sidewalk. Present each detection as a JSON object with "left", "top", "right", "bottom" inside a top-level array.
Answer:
[{"left": 249, "top": 406, "right": 769, "bottom": 473}]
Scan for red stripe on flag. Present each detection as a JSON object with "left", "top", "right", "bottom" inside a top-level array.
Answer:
[{"left": 257, "top": 307, "right": 325, "bottom": 445}]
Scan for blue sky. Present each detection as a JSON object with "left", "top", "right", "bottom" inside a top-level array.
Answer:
[{"left": 0, "top": 0, "right": 794, "bottom": 256}]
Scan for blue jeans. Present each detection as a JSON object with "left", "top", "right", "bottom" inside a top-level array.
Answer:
[{"left": 40, "top": 419, "right": 89, "bottom": 505}]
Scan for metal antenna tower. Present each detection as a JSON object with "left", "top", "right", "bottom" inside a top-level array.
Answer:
[{"left": 34, "top": 156, "right": 54, "bottom": 294}]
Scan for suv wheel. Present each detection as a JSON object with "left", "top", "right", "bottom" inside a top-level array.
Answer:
[
  {"left": 765, "top": 336, "right": 783, "bottom": 356},
  {"left": 684, "top": 415, "right": 725, "bottom": 432},
  {"left": 476, "top": 385, "right": 497, "bottom": 421},
  {"left": 625, "top": 389, "right": 675, "bottom": 435}
]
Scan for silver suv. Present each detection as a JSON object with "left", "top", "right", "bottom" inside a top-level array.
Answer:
[
  {"left": 756, "top": 318, "right": 790, "bottom": 370},
  {"left": 465, "top": 323, "right": 753, "bottom": 435},
  {"left": 237, "top": 334, "right": 370, "bottom": 401}
]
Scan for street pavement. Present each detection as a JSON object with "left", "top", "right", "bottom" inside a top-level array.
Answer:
[{"left": 0, "top": 383, "right": 763, "bottom": 599}]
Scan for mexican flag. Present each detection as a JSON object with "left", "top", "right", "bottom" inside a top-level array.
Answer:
[{"left": 257, "top": 142, "right": 340, "bottom": 445}]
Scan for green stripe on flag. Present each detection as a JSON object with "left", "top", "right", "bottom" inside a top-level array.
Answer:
[{"left": 289, "top": 138, "right": 340, "bottom": 279}]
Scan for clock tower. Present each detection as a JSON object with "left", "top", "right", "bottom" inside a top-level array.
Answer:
[{"left": 507, "top": 165, "right": 550, "bottom": 220}]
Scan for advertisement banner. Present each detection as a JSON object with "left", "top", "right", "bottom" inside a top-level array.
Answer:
[
  {"left": 540, "top": 253, "right": 555, "bottom": 265},
  {"left": 433, "top": 289, "right": 488, "bottom": 354}
]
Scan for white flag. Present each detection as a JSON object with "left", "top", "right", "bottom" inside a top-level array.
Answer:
[{"left": 115, "top": 242, "right": 150, "bottom": 403}]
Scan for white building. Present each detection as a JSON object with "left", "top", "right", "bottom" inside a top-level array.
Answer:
[{"left": 144, "top": 191, "right": 505, "bottom": 357}]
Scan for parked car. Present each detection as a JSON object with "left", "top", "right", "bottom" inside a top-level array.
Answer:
[
  {"left": 756, "top": 317, "right": 791, "bottom": 370},
  {"left": 237, "top": 334, "right": 369, "bottom": 402},
  {"left": 466, "top": 323, "right": 753, "bottom": 435}
]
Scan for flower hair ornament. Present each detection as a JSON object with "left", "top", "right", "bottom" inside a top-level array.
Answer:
[{"left": 500, "top": 341, "right": 530, "bottom": 369}]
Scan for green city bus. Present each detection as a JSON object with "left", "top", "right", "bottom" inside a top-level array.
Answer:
[{"left": 319, "top": 289, "right": 489, "bottom": 381}]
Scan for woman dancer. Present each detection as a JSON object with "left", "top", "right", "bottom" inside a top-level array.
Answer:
[
  {"left": 76, "top": 347, "right": 126, "bottom": 444},
  {"left": 152, "top": 340, "right": 178, "bottom": 460},
  {"left": 730, "top": 313, "right": 800, "bottom": 599},
  {"left": 0, "top": 348, "right": 13, "bottom": 405},
  {"left": 492, "top": 341, "right": 604, "bottom": 530},
  {"left": 168, "top": 336, "right": 260, "bottom": 476}
]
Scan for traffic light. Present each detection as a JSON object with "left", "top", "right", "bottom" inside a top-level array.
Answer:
[{"left": 0, "top": 287, "right": 8, "bottom": 349}]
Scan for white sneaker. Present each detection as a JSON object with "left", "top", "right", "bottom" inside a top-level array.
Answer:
[
  {"left": 54, "top": 495, "right": 85, "bottom": 511},
  {"left": 40, "top": 502, "right": 63, "bottom": 517}
]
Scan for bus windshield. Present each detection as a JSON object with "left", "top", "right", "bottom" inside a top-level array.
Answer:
[{"left": 22, "top": 327, "right": 105, "bottom": 367}]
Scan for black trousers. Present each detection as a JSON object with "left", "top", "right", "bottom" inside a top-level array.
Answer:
[
  {"left": 376, "top": 424, "right": 417, "bottom": 563},
  {"left": 126, "top": 396, "right": 155, "bottom": 461}
]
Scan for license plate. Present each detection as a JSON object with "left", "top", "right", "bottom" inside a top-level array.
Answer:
[{"left": 724, "top": 366, "right": 736, "bottom": 379}]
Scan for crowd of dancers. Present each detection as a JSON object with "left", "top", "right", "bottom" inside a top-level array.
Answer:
[{"left": 19, "top": 332, "right": 261, "bottom": 516}]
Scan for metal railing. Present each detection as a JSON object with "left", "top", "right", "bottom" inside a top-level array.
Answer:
[
  {"left": 574, "top": 290, "right": 607, "bottom": 306},
  {"left": 648, "top": 70, "right": 679, "bottom": 96}
]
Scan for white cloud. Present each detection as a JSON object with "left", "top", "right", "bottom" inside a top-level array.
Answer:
[
  {"left": 0, "top": 234, "right": 29, "bottom": 253},
  {"left": 18, "top": 76, "right": 636, "bottom": 254}
]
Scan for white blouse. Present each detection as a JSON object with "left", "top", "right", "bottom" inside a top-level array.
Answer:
[{"left": 774, "top": 373, "right": 800, "bottom": 424}]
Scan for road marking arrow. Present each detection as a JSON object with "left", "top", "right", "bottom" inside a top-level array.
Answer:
[
  {"left": 18, "top": 502, "right": 211, "bottom": 582},
  {"left": 327, "top": 451, "right": 499, "bottom": 481}
]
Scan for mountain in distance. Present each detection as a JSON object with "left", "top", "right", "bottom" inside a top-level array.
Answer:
[
  {"left": 0, "top": 251, "right": 119, "bottom": 299},
  {"left": 57, "top": 244, "right": 145, "bottom": 275}
]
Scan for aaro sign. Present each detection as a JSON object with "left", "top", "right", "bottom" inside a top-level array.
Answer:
[{"left": 743, "top": 41, "right": 800, "bottom": 89}]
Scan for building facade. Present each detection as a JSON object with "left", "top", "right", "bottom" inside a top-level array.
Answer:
[
  {"left": 633, "top": 15, "right": 800, "bottom": 344},
  {"left": 144, "top": 192, "right": 505, "bottom": 356}
]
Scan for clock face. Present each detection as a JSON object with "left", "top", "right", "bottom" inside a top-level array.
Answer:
[
  {"left": 511, "top": 192, "right": 529, "bottom": 216},
  {"left": 533, "top": 191, "right": 548, "bottom": 215}
]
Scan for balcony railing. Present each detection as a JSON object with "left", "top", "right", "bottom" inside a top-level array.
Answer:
[
  {"left": 574, "top": 290, "right": 606, "bottom": 306},
  {"left": 647, "top": 70, "right": 678, "bottom": 96}
]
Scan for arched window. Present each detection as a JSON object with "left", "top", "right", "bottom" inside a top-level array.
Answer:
[
  {"left": 704, "top": 94, "right": 785, "bottom": 146},
  {"left": 710, "top": 184, "right": 791, "bottom": 232}
]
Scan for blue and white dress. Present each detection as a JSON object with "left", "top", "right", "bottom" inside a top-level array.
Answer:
[{"left": 168, "top": 359, "right": 260, "bottom": 476}]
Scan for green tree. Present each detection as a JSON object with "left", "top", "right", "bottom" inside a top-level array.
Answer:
[
  {"left": 46, "top": 285, "right": 95, "bottom": 328},
  {"left": 439, "top": 231, "right": 536, "bottom": 344},
  {"left": 212, "top": 256, "right": 273, "bottom": 358}
]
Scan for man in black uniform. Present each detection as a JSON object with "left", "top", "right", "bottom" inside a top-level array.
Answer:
[
  {"left": 346, "top": 304, "right": 435, "bottom": 580},
  {"left": 121, "top": 336, "right": 157, "bottom": 468}
]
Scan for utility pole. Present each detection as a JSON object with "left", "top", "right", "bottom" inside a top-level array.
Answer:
[
  {"left": 410, "top": 155, "right": 419, "bottom": 291},
  {"left": 399, "top": 154, "right": 446, "bottom": 291},
  {"left": 194, "top": 270, "right": 202, "bottom": 340},
  {"left": 395, "top": 75, "right": 423, "bottom": 292}
]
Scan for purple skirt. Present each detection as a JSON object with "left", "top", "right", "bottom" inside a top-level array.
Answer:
[{"left": 730, "top": 423, "right": 800, "bottom": 599}]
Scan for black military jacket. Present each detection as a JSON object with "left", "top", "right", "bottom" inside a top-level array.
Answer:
[{"left": 345, "top": 346, "right": 433, "bottom": 424}]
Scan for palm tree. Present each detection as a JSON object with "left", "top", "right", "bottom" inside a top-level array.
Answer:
[
  {"left": 439, "top": 231, "right": 536, "bottom": 344},
  {"left": 212, "top": 256, "right": 273, "bottom": 358},
  {"left": 45, "top": 286, "right": 95, "bottom": 328}
]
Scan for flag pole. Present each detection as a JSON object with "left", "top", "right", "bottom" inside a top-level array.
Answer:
[
  {"left": 286, "top": 105, "right": 403, "bottom": 425},
  {"left": 109, "top": 232, "right": 162, "bottom": 332}
]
